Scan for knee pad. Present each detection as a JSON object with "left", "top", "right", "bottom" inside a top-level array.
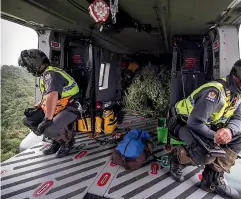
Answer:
[{"left": 43, "top": 126, "right": 55, "bottom": 138}]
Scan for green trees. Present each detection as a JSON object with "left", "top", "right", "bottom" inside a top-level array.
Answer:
[{"left": 1, "top": 65, "right": 35, "bottom": 161}]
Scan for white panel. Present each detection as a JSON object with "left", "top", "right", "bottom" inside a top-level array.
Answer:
[
  {"left": 218, "top": 26, "right": 240, "bottom": 78},
  {"left": 99, "top": 63, "right": 110, "bottom": 90}
]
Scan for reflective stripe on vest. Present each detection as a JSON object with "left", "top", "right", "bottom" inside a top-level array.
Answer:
[
  {"left": 40, "top": 66, "right": 79, "bottom": 98},
  {"left": 175, "top": 78, "right": 240, "bottom": 125}
]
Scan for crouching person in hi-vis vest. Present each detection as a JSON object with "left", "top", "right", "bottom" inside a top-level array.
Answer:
[
  {"left": 169, "top": 60, "right": 241, "bottom": 199},
  {"left": 18, "top": 49, "right": 80, "bottom": 158}
]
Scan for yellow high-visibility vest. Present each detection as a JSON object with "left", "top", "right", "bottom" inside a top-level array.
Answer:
[
  {"left": 40, "top": 66, "right": 79, "bottom": 115},
  {"left": 175, "top": 78, "right": 240, "bottom": 125}
]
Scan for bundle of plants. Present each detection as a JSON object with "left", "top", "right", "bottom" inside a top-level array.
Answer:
[{"left": 124, "top": 65, "right": 171, "bottom": 118}]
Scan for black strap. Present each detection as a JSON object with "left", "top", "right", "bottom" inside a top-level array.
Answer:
[
  {"left": 167, "top": 135, "right": 171, "bottom": 146},
  {"left": 215, "top": 79, "right": 231, "bottom": 98},
  {"left": 88, "top": 43, "right": 96, "bottom": 138},
  {"left": 101, "top": 115, "right": 105, "bottom": 133},
  {"left": 84, "top": 117, "right": 88, "bottom": 131},
  {"left": 68, "top": 93, "right": 81, "bottom": 102},
  {"left": 145, "top": 140, "right": 162, "bottom": 161},
  {"left": 193, "top": 71, "right": 200, "bottom": 90},
  {"left": 215, "top": 79, "right": 229, "bottom": 90},
  {"left": 215, "top": 79, "right": 237, "bottom": 101}
]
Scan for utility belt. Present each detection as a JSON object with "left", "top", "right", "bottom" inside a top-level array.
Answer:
[
  {"left": 167, "top": 107, "right": 226, "bottom": 157},
  {"left": 41, "top": 96, "right": 75, "bottom": 115}
]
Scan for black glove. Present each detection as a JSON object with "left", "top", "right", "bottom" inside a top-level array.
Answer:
[
  {"left": 35, "top": 117, "right": 53, "bottom": 136},
  {"left": 24, "top": 108, "right": 37, "bottom": 117}
]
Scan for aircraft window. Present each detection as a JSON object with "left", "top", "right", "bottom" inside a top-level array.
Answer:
[{"left": 99, "top": 63, "right": 110, "bottom": 90}]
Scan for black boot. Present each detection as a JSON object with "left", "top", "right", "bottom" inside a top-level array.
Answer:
[
  {"left": 200, "top": 166, "right": 215, "bottom": 192},
  {"left": 42, "top": 140, "right": 60, "bottom": 155},
  {"left": 200, "top": 166, "right": 240, "bottom": 199},
  {"left": 55, "top": 137, "right": 75, "bottom": 158},
  {"left": 169, "top": 149, "right": 185, "bottom": 182}
]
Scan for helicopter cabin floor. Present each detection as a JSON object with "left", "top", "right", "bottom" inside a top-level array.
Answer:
[{"left": 1, "top": 115, "right": 240, "bottom": 199}]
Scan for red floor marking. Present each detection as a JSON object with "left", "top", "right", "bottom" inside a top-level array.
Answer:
[
  {"left": 198, "top": 174, "right": 203, "bottom": 181},
  {"left": 123, "top": 122, "right": 129, "bottom": 126},
  {"left": 97, "top": 172, "right": 111, "bottom": 186},
  {"left": 140, "top": 117, "right": 145, "bottom": 121},
  {"left": 39, "top": 144, "right": 50, "bottom": 151},
  {"left": 150, "top": 163, "right": 159, "bottom": 175},
  {"left": 74, "top": 150, "right": 88, "bottom": 159},
  {"left": 110, "top": 161, "right": 117, "bottom": 167},
  {"left": 33, "top": 181, "right": 54, "bottom": 197},
  {"left": 165, "top": 145, "right": 172, "bottom": 151},
  {"left": 1, "top": 170, "right": 7, "bottom": 175},
  {"left": 88, "top": 133, "right": 100, "bottom": 139}
]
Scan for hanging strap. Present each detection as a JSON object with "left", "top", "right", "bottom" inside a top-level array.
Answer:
[
  {"left": 215, "top": 79, "right": 235, "bottom": 101},
  {"left": 193, "top": 71, "right": 200, "bottom": 90},
  {"left": 215, "top": 79, "right": 229, "bottom": 91},
  {"left": 88, "top": 42, "right": 97, "bottom": 139},
  {"left": 145, "top": 139, "right": 162, "bottom": 161}
]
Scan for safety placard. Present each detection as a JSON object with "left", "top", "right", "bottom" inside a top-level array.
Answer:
[{"left": 50, "top": 41, "right": 61, "bottom": 48}]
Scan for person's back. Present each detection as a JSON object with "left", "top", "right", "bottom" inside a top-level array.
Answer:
[
  {"left": 19, "top": 49, "right": 80, "bottom": 158},
  {"left": 39, "top": 66, "right": 79, "bottom": 115},
  {"left": 168, "top": 60, "right": 241, "bottom": 199},
  {"left": 175, "top": 76, "right": 241, "bottom": 139}
]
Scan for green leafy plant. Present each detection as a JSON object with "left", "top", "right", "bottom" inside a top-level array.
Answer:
[
  {"left": 124, "top": 65, "right": 170, "bottom": 117},
  {"left": 1, "top": 65, "right": 35, "bottom": 161}
]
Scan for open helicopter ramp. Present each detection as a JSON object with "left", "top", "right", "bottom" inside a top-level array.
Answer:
[{"left": 1, "top": 115, "right": 240, "bottom": 199}]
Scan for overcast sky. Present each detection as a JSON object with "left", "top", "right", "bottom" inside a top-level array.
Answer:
[{"left": 1, "top": 19, "right": 38, "bottom": 66}]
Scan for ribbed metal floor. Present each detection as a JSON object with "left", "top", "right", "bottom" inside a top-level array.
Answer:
[{"left": 1, "top": 115, "right": 240, "bottom": 199}]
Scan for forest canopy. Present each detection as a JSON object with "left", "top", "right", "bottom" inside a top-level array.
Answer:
[{"left": 1, "top": 65, "right": 35, "bottom": 161}]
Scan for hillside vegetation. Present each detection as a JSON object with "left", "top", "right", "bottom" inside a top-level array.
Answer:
[{"left": 1, "top": 65, "right": 35, "bottom": 161}]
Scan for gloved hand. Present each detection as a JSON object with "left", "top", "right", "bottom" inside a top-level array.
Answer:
[
  {"left": 35, "top": 117, "right": 53, "bottom": 136},
  {"left": 24, "top": 107, "right": 37, "bottom": 117}
]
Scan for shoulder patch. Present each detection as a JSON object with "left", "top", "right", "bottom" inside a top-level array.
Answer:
[
  {"left": 44, "top": 73, "right": 51, "bottom": 81},
  {"left": 205, "top": 90, "right": 218, "bottom": 103}
]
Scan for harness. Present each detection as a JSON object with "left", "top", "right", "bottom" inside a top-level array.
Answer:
[
  {"left": 175, "top": 78, "right": 239, "bottom": 126},
  {"left": 40, "top": 66, "right": 79, "bottom": 115}
]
